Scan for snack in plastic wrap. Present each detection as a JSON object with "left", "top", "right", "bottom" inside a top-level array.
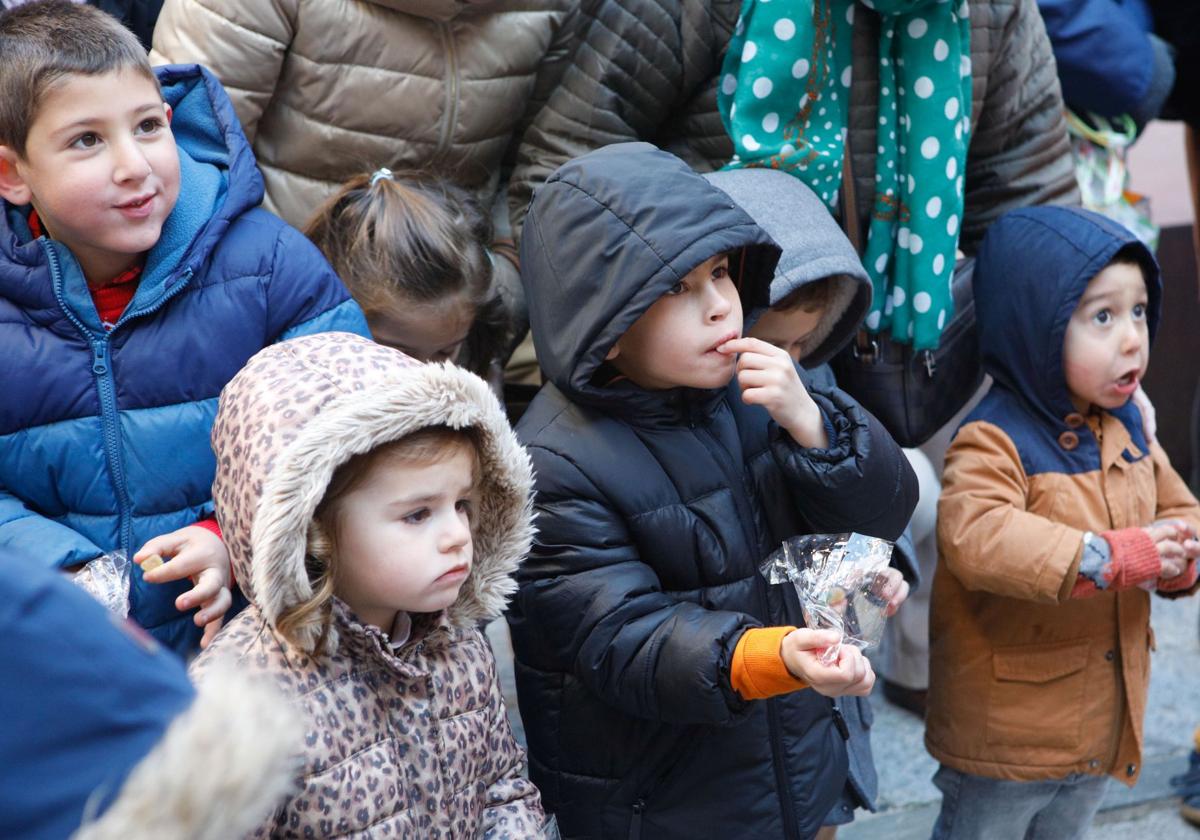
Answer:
[
  {"left": 760, "top": 533, "right": 895, "bottom": 664},
  {"left": 71, "top": 551, "right": 131, "bottom": 618}
]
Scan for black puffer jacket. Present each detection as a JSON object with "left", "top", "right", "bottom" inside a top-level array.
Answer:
[
  {"left": 508, "top": 0, "right": 1079, "bottom": 250},
  {"left": 508, "top": 143, "right": 918, "bottom": 840}
]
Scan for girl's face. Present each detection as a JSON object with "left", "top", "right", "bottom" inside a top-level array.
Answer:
[
  {"left": 331, "top": 445, "right": 477, "bottom": 632},
  {"left": 367, "top": 295, "right": 475, "bottom": 364}
]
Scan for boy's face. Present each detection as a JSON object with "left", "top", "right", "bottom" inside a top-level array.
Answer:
[
  {"left": 748, "top": 303, "right": 824, "bottom": 364},
  {"left": 333, "top": 445, "right": 476, "bottom": 632},
  {"left": 0, "top": 68, "right": 179, "bottom": 283},
  {"left": 1062, "top": 262, "right": 1149, "bottom": 414},
  {"left": 607, "top": 254, "right": 743, "bottom": 390}
]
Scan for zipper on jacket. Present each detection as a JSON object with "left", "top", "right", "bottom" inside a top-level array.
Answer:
[
  {"left": 435, "top": 23, "right": 460, "bottom": 161},
  {"left": 628, "top": 799, "right": 644, "bottom": 840},
  {"left": 689, "top": 407, "right": 801, "bottom": 839},
  {"left": 831, "top": 700, "right": 850, "bottom": 739},
  {"left": 44, "top": 240, "right": 196, "bottom": 555}
]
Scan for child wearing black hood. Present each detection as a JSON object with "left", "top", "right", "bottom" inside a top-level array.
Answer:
[
  {"left": 507, "top": 142, "right": 917, "bottom": 839},
  {"left": 926, "top": 206, "right": 1200, "bottom": 839}
]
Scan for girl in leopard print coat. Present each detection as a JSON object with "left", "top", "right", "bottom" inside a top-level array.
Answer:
[{"left": 190, "top": 331, "right": 549, "bottom": 838}]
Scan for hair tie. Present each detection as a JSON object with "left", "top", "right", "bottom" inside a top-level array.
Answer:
[{"left": 369, "top": 167, "right": 394, "bottom": 187}]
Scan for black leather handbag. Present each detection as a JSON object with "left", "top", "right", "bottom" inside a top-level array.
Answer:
[{"left": 828, "top": 151, "right": 984, "bottom": 448}]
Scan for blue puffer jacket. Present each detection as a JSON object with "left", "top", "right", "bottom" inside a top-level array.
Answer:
[{"left": 0, "top": 64, "right": 369, "bottom": 656}]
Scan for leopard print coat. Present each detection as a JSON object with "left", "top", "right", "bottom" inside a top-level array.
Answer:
[{"left": 190, "top": 332, "right": 546, "bottom": 838}]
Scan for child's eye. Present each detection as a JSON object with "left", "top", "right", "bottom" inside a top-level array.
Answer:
[
  {"left": 402, "top": 508, "right": 431, "bottom": 525},
  {"left": 70, "top": 132, "right": 101, "bottom": 150},
  {"left": 713, "top": 263, "right": 729, "bottom": 279},
  {"left": 665, "top": 281, "right": 686, "bottom": 296},
  {"left": 1092, "top": 309, "right": 1111, "bottom": 325},
  {"left": 455, "top": 498, "right": 473, "bottom": 518},
  {"left": 136, "top": 118, "right": 164, "bottom": 135},
  {"left": 1132, "top": 303, "right": 1147, "bottom": 319}
]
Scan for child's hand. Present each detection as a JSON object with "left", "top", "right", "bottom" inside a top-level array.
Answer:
[
  {"left": 780, "top": 629, "right": 875, "bottom": 697},
  {"left": 135, "top": 525, "right": 232, "bottom": 648},
  {"left": 1144, "top": 520, "right": 1191, "bottom": 580},
  {"left": 875, "top": 567, "right": 910, "bottom": 617},
  {"left": 717, "top": 337, "right": 828, "bottom": 449}
]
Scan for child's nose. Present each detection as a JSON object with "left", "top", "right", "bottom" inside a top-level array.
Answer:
[
  {"left": 706, "top": 283, "right": 732, "bottom": 322},
  {"left": 112, "top": 137, "right": 152, "bottom": 183},
  {"left": 439, "top": 513, "right": 471, "bottom": 553}
]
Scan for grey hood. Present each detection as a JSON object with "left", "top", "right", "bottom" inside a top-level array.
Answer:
[{"left": 703, "top": 168, "right": 871, "bottom": 366}]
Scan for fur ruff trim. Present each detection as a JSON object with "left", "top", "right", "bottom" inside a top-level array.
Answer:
[
  {"left": 73, "top": 668, "right": 301, "bottom": 840},
  {"left": 250, "top": 361, "right": 535, "bottom": 655},
  {"left": 791, "top": 274, "right": 860, "bottom": 363}
]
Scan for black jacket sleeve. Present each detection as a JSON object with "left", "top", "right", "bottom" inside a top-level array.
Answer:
[
  {"left": 513, "top": 445, "right": 754, "bottom": 725},
  {"left": 769, "top": 387, "right": 919, "bottom": 541}
]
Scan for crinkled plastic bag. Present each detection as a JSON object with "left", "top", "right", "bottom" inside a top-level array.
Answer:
[
  {"left": 71, "top": 551, "right": 131, "bottom": 618},
  {"left": 760, "top": 533, "right": 894, "bottom": 664}
]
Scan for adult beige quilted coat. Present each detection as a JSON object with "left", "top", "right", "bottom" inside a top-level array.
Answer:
[
  {"left": 190, "top": 332, "right": 547, "bottom": 838},
  {"left": 151, "top": 0, "right": 578, "bottom": 230}
]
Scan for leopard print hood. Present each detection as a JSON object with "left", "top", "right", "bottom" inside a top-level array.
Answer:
[{"left": 210, "top": 332, "right": 534, "bottom": 654}]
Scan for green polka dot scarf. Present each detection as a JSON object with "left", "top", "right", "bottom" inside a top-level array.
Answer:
[{"left": 718, "top": 0, "right": 971, "bottom": 350}]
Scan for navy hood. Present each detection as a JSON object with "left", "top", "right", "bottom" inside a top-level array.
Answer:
[
  {"left": 970, "top": 206, "right": 1160, "bottom": 456},
  {"left": 519, "top": 142, "right": 780, "bottom": 409}
]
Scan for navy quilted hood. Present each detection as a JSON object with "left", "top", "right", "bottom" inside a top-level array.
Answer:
[{"left": 973, "top": 206, "right": 1160, "bottom": 429}]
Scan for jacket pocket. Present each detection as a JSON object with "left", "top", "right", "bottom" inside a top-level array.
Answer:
[{"left": 985, "top": 639, "right": 1089, "bottom": 749}]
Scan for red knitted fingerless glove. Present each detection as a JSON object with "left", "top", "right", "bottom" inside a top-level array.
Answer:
[{"left": 1101, "top": 527, "right": 1161, "bottom": 589}]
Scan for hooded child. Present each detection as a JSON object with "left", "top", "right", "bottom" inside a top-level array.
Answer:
[
  {"left": 508, "top": 142, "right": 918, "bottom": 839},
  {"left": 704, "top": 165, "right": 921, "bottom": 833},
  {"left": 926, "top": 206, "right": 1200, "bottom": 839},
  {"left": 189, "top": 331, "right": 549, "bottom": 838}
]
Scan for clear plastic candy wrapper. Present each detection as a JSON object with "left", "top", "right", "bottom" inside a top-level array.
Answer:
[
  {"left": 71, "top": 551, "right": 131, "bottom": 618},
  {"left": 760, "top": 533, "right": 895, "bottom": 664}
]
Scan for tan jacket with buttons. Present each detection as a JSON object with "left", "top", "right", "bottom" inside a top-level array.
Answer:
[
  {"left": 926, "top": 412, "right": 1200, "bottom": 785},
  {"left": 151, "top": 0, "right": 579, "bottom": 231}
]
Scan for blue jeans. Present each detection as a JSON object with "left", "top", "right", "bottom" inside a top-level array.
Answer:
[{"left": 931, "top": 764, "right": 1109, "bottom": 840}]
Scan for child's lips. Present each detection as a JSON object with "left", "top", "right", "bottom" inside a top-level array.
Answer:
[
  {"left": 708, "top": 331, "right": 740, "bottom": 353},
  {"left": 115, "top": 192, "right": 158, "bottom": 218},
  {"left": 435, "top": 563, "right": 470, "bottom": 584},
  {"left": 1112, "top": 371, "right": 1140, "bottom": 395}
]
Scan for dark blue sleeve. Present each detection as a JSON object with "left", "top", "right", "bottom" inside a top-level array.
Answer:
[
  {"left": 264, "top": 223, "right": 371, "bottom": 344},
  {"left": 1037, "top": 0, "right": 1166, "bottom": 121}
]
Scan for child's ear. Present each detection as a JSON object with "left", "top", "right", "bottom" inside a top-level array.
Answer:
[
  {"left": 0, "top": 147, "right": 33, "bottom": 206},
  {"left": 605, "top": 342, "right": 621, "bottom": 362},
  {"left": 163, "top": 102, "right": 173, "bottom": 124}
]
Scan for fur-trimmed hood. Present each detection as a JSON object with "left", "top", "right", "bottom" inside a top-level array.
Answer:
[{"left": 210, "top": 331, "right": 534, "bottom": 654}]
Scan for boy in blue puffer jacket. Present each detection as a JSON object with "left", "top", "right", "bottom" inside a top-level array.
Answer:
[{"left": 0, "top": 1, "right": 368, "bottom": 657}]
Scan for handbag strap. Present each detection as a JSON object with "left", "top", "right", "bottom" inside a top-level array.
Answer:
[{"left": 839, "top": 146, "right": 877, "bottom": 362}]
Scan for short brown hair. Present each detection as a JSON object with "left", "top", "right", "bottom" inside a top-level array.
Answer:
[
  {"left": 276, "top": 426, "right": 481, "bottom": 650},
  {"left": 0, "top": 1, "right": 156, "bottom": 157},
  {"left": 304, "top": 171, "right": 505, "bottom": 375}
]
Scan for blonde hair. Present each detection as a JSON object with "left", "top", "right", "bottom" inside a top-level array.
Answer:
[
  {"left": 275, "top": 426, "right": 481, "bottom": 650},
  {"left": 303, "top": 171, "right": 505, "bottom": 375}
]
